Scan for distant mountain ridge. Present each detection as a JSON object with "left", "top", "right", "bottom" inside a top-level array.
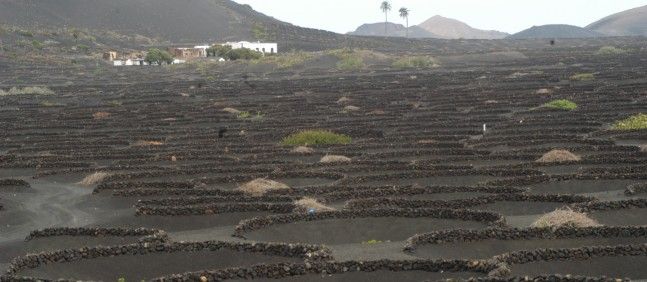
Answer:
[
  {"left": 418, "top": 15, "right": 509, "bottom": 39},
  {"left": 0, "top": 0, "right": 348, "bottom": 48},
  {"left": 587, "top": 5, "right": 647, "bottom": 36},
  {"left": 349, "top": 15, "right": 508, "bottom": 39},
  {"left": 348, "top": 22, "right": 441, "bottom": 38},
  {"left": 507, "top": 24, "right": 602, "bottom": 39}
]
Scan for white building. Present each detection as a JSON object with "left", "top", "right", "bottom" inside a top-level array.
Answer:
[
  {"left": 193, "top": 45, "right": 210, "bottom": 57},
  {"left": 224, "top": 41, "right": 278, "bottom": 54}
]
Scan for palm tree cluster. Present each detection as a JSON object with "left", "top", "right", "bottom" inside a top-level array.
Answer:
[{"left": 379, "top": 1, "right": 410, "bottom": 37}]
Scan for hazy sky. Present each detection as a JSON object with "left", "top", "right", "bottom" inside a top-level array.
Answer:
[{"left": 233, "top": 0, "right": 647, "bottom": 34}]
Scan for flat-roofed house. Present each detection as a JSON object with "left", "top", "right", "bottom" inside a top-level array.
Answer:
[
  {"left": 169, "top": 47, "right": 204, "bottom": 59},
  {"left": 224, "top": 41, "right": 278, "bottom": 54}
]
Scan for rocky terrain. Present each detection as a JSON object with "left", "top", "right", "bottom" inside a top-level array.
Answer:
[{"left": 0, "top": 36, "right": 646, "bottom": 281}]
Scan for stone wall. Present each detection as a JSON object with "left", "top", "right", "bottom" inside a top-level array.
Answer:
[
  {"left": 24, "top": 227, "right": 169, "bottom": 243},
  {"left": 152, "top": 260, "right": 498, "bottom": 282},
  {"left": 234, "top": 208, "right": 506, "bottom": 238},
  {"left": 346, "top": 194, "right": 594, "bottom": 210},
  {"left": 571, "top": 198, "right": 647, "bottom": 212},
  {"left": 136, "top": 202, "right": 296, "bottom": 216},
  {"left": 404, "top": 226, "right": 647, "bottom": 252},
  {"left": 4, "top": 241, "right": 332, "bottom": 279}
]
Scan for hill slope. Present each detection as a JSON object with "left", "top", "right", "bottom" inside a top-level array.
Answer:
[
  {"left": 587, "top": 5, "right": 647, "bottom": 36},
  {"left": 508, "top": 24, "right": 602, "bottom": 39},
  {"left": 348, "top": 22, "right": 440, "bottom": 38},
  {"left": 417, "top": 16, "right": 508, "bottom": 39},
  {"left": 0, "top": 0, "right": 341, "bottom": 45}
]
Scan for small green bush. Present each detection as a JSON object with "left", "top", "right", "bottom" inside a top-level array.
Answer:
[
  {"left": 236, "top": 111, "right": 264, "bottom": 121},
  {"left": 612, "top": 114, "right": 647, "bottom": 130},
  {"left": 362, "top": 239, "right": 383, "bottom": 244},
  {"left": 108, "top": 100, "right": 123, "bottom": 107},
  {"left": 0, "top": 87, "right": 54, "bottom": 96},
  {"left": 207, "top": 45, "right": 232, "bottom": 58},
  {"left": 392, "top": 56, "right": 438, "bottom": 69},
  {"left": 595, "top": 46, "right": 627, "bottom": 56},
  {"left": 543, "top": 99, "right": 577, "bottom": 111},
  {"left": 569, "top": 73, "right": 594, "bottom": 81},
  {"left": 77, "top": 44, "right": 90, "bottom": 53},
  {"left": 31, "top": 40, "right": 43, "bottom": 50},
  {"left": 209, "top": 45, "right": 263, "bottom": 61},
  {"left": 328, "top": 49, "right": 365, "bottom": 71},
  {"left": 237, "top": 111, "right": 251, "bottom": 119},
  {"left": 281, "top": 130, "right": 351, "bottom": 146},
  {"left": 336, "top": 56, "right": 364, "bottom": 71},
  {"left": 16, "top": 30, "right": 34, "bottom": 37},
  {"left": 40, "top": 101, "right": 59, "bottom": 107},
  {"left": 228, "top": 48, "right": 263, "bottom": 60}
]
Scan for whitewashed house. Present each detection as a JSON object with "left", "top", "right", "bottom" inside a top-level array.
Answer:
[
  {"left": 193, "top": 45, "right": 210, "bottom": 57},
  {"left": 224, "top": 41, "right": 278, "bottom": 54}
]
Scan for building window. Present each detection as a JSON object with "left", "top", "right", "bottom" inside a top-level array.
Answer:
[{"left": 271, "top": 48, "right": 274, "bottom": 53}]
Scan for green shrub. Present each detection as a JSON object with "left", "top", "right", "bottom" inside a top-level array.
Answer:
[
  {"left": 0, "top": 87, "right": 54, "bottom": 96},
  {"left": 76, "top": 44, "right": 90, "bottom": 53},
  {"left": 281, "top": 130, "right": 351, "bottom": 146},
  {"left": 362, "top": 239, "right": 384, "bottom": 244},
  {"left": 237, "top": 111, "right": 251, "bottom": 119},
  {"left": 108, "top": 100, "right": 123, "bottom": 107},
  {"left": 392, "top": 56, "right": 438, "bottom": 69},
  {"left": 207, "top": 45, "right": 232, "bottom": 57},
  {"left": 145, "top": 48, "right": 174, "bottom": 65},
  {"left": 336, "top": 56, "right": 364, "bottom": 71},
  {"left": 256, "top": 51, "right": 314, "bottom": 68},
  {"left": 208, "top": 45, "right": 262, "bottom": 60},
  {"left": 612, "top": 114, "right": 647, "bottom": 130},
  {"left": 595, "top": 46, "right": 627, "bottom": 56},
  {"left": 228, "top": 48, "right": 263, "bottom": 60},
  {"left": 237, "top": 111, "right": 264, "bottom": 121},
  {"left": 569, "top": 73, "right": 594, "bottom": 81},
  {"left": 543, "top": 99, "right": 577, "bottom": 111},
  {"left": 16, "top": 30, "right": 34, "bottom": 37},
  {"left": 31, "top": 40, "right": 43, "bottom": 50},
  {"left": 327, "top": 48, "right": 365, "bottom": 71}
]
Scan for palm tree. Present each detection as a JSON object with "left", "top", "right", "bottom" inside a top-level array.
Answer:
[
  {"left": 380, "top": 1, "right": 391, "bottom": 36},
  {"left": 399, "top": 7, "right": 410, "bottom": 38}
]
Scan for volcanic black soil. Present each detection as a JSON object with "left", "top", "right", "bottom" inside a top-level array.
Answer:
[{"left": 1, "top": 37, "right": 647, "bottom": 280}]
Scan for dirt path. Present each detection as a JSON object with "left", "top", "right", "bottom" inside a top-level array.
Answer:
[
  {"left": 0, "top": 180, "right": 94, "bottom": 243},
  {"left": 0, "top": 179, "right": 98, "bottom": 273}
]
